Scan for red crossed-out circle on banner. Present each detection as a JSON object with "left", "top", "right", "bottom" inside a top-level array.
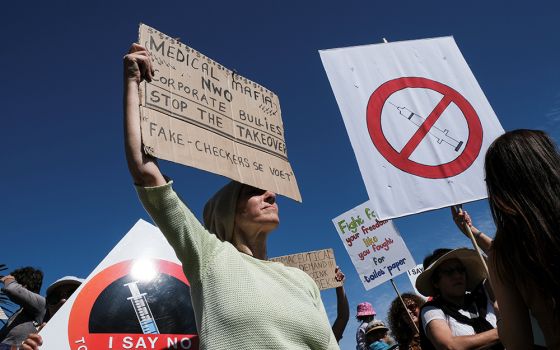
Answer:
[
  {"left": 68, "top": 259, "right": 198, "bottom": 350},
  {"left": 366, "top": 77, "right": 483, "bottom": 179}
]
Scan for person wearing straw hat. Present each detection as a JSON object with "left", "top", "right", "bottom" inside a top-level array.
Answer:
[
  {"left": 364, "top": 320, "right": 397, "bottom": 350},
  {"left": 123, "top": 44, "right": 339, "bottom": 350},
  {"left": 416, "top": 248, "right": 502, "bottom": 350},
  {"left": 356, "top": 302, "right": 376, "bottom": 350}
]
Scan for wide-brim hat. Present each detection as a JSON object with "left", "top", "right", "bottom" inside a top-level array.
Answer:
[
  {"left": 366, "top": 320, "right": 388, "bottom": 334},
  {"left": 356, "top": 302, "right": 376, "bottom": 317},
  {"left": 46, "top": 276, "right": 84, "bottom": 297},
  {"left": 415, "top": 248, "right": 486, "bottom": 297}
]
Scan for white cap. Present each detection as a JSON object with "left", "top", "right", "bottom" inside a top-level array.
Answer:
[{"left": 46, "top": 276, "right": 84, "bottom": 296}]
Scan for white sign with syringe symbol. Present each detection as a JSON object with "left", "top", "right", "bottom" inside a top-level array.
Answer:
[{"left": 387, "top": 101, "right": 464, "bottom": 152}]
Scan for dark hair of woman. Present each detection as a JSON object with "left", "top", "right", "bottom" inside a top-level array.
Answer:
[
  {"left": 485, "top": 129, "right": 560, "bottom": 318},
  {"left": 388, "top": 293, "right": 425, "bottom": 350},
  {"left": 423, "top": 248, "right": 452, "bottom": 289},
  {"left": 10, "top": 267, "right": 43, "bottom": 294}
]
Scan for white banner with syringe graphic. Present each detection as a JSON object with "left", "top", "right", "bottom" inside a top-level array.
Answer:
[{"left": 320, "top": 37, "right": 504, "bottom": 220}]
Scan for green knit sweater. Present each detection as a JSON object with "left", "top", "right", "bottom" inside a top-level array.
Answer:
[{"left": 137, "top": 181, "right": 339, "bottom": 350}]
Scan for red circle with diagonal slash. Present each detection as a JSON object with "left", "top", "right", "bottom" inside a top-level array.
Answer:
[
  {"left": 366, "top": 77, "right": 483, "bottom": 179},
  {"left": 67, "top": 259, "right": 198, "bottom": 350}
]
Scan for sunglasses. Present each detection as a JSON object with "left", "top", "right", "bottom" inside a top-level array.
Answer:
[
  {"left": 438, "top": 265, "right": 466, "bottom": 277},
  {"left": 405, "top": 302, "right": 418, "bottom": 311}
]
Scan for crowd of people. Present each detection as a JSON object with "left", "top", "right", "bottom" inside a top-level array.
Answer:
[{"left": 1, "top": 43, "right": 558, "bottom": 350}]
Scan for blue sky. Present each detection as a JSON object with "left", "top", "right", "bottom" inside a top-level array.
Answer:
[{"left": 1, "top": 1, "right": 559, "bottom": 349}]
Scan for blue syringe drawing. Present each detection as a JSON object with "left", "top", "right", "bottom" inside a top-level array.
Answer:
[
  {"left": 388, "top": 101, "right": 464, "bottom": 152},
  {"left": 124, "top": 282, "right": 160, "bottom": 334}
]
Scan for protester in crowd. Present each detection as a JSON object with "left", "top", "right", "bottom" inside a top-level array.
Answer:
[
  {"left": 416, "top": 248, "right": 502, "bottom": 350},
  {"left": 123, "top": 43, "right": 339, "bottom": 349},
  {"left": 387, "top": 292, "right": 425, "bottom": 350},
  {"left": 43, "top": 276, "right": 83, "bottom": 322},
  {"left": 356, "top": 302, "right": 376, "bottom": 350},
  {"left": 332, "top": 267, "right": 350, "bottom": 343},
  {"left": 365, "top": 320, "right": 397, "bottom": 350},
  {"left": 0, "top": 267, "right": 45, "bottom": 347},
  {"left": 20, "top": 276, "right": 84, "bottom": 350},
  {"left": 453, "top": 129, "right": 560, "bottom": 349}
]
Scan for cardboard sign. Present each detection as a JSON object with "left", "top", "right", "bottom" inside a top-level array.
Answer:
[
  {"left": 332, "top": 201, "right": 416, "bottom": 290},
  {"left": 320, "top": 37, "right": 504, "bottom": 219},
  {"left": 138, "top": 24, "right": 301, "bottom": 202},
  {"left": 406, "top": 264, "right": 425, "bottom": 298},
  {"left": 40, "top": 220, "right": 198, "bottom": 350},
  {"left": 269, "top": 249, "right": 342, "bottom": 290}
]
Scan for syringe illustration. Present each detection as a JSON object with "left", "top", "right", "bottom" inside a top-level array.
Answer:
[
  {"left": 388, "top": 101, "right": 464, "bottom": 152},
  {"left": 124, "top": 282, "right": 160, "bottom": 334}
]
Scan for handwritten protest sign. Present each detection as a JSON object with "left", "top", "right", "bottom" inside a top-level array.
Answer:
[
  {"left": 40, "top": 220, "right": 199, "bottom": 350},
  {"left": 321, "top": 37, "right": 504, "bottom": 219},
  {"left": 407, "top": 264, "right": 425, "bottom": 298},
  {"left": 269, "top": 249, "right": 342, "bottom": 290},
  {"left": 333, "top": 201, "right": 416, "bottom": 290},
  {"left": 138, "top": 24, "right": 301, "bottom": 201}
]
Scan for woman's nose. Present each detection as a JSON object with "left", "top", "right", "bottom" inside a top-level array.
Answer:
[{"left": 263, "top": 191, "right": 276, "bottom": 204}]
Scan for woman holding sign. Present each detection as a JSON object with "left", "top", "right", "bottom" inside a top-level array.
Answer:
[
  {"left": 416, "top": 248, "right": 502, "bottom": 350},
  {"left": 454, "top": 130, "right": 560, "bottom": 349},
  {"left": 123, "top": 44, "right": 338, "bottom": 350}
]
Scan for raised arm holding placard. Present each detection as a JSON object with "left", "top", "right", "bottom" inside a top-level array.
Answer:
[{"left": 122, "top": 25, "right": 339, "bottom": 350}]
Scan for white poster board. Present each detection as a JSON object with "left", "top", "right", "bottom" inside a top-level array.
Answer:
[
  {"left": 406, "top": 264, "right": 425, "bottom": 297},
  {"left": 40, "top": 220, "right": 199, "bottom": 350},
  {"left": 320, "top": 37, "right": 504, "bottom": 219},
  {"left": 332, "top": 201, "right": 416, "bottom": 290}
]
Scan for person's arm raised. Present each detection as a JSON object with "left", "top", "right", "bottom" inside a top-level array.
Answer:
[
  {"left": 331, "top": 267, "right": 349, "bottom": 342},
  {"left": 123, "top": 43, "right": 166, "bottom": 187},
  {"left": 451, "top": 207, "right": 493, "bottom": 255}
]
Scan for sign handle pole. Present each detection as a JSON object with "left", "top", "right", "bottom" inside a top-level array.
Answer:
[
  {"left": 453, "top": 205, "right": 492, "bottom": 285},
  {"left": 390, "top": 278, "right": 420, "bottom": 335}
]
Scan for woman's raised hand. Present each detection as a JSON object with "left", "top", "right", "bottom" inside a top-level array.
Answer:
[{"left": 123, "top": 43, "right": 154, "bottom": 84}]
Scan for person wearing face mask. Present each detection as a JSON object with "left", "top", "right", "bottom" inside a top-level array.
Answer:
[
  {"left": 416, "top": 248, "right": 502, "bottom": 350},
  {"left": 122, "top": 43, "right": 339, "bottom": 350}
]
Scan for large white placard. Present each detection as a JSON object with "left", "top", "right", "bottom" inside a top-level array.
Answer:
[
  {"left": 406, "top": 264, "right": 425, "bottom": 298},
  {"left": 332, "top": 201, "right": 416, "bottom": 290},
  {"left": 40, "top": 220, "right": 199, "bottom": 350},
  {"left": 320, "top": 37, "right": 504, "bottom": 219}
]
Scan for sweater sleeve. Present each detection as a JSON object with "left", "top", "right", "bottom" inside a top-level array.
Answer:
[
  {"left": 316, "top": 289, "right": 340, "bottom": 348},
  {"left": 135, "top": 180, "right": 222, "bottom": 281},
  {"left": 1, "top": 281, "right": 46, "bottom": 316}
]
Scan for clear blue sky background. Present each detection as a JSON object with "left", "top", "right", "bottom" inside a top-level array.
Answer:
[{"left": 1, "top": 1, "right": 559, "bottom": 349}]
